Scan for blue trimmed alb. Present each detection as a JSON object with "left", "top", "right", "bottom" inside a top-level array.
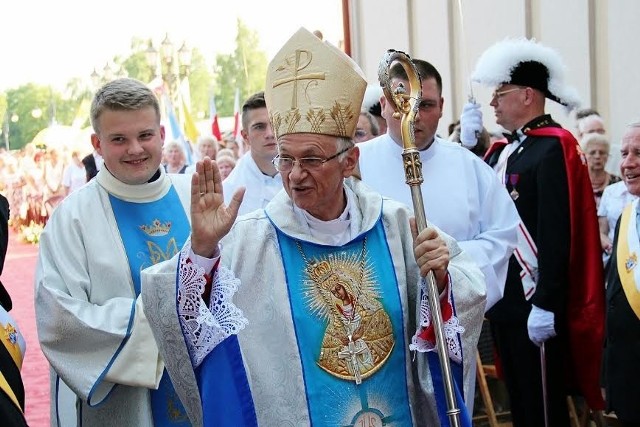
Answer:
[{"left": 110, "top": 187, "right": 191, "bottom": 426}]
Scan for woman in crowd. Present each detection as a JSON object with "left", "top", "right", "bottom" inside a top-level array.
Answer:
[
  {"left": 581, "top": 133, "right": 620, "bottom": 208},
  {"left": 163, "top": 140, "right": 188, "bottom": 174},
  {"left": 62, "top": 151, "right": 87, "bottom": 195},
  {"left": 216, "top": 148, "right": 236, "bottom": 180},
  {"left": 186, "top": 136, "right": 219, "bottom": 174}
]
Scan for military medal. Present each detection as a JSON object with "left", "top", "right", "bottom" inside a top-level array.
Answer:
[
  {"left": 508, "top": 174, "right": 520, "bottom": 200},
  {"left": 626, "top": 253, "right": 638, "bottom": 273},
  {"left": 3, "top": 323, "right": 18, "bottom": 345}
]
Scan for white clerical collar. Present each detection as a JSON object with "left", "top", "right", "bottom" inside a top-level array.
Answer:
[
  {"left": 296, "top": 187, "right": 353, "bottom": 245},
  {"left": 96, "top": 167, "right": 171, "bottom": 202}
]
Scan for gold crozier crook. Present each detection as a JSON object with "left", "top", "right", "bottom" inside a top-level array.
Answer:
[{"left": 378, "top": 49, "right": 462, "bottom": 427}]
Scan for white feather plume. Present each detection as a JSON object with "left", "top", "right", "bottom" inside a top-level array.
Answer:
[
  {"left": 362, "top": 84, "right": 383, "bottom": 112},
  {"left": 471, "top": 37, "right": 581, "bottom": 111}
]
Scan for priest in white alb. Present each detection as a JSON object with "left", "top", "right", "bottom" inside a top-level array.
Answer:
[{"left": 358, "top": 58, "right": 519, "bottom": 313}]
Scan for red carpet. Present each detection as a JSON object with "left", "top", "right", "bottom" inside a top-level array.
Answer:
[{"left": 4, "top": 232, "right": 49, "bottom": 426}]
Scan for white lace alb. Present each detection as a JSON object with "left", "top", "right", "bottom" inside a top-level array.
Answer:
[
  {"left": 409, "top": 276, "right": 465, "bottom": 364},
  {"left": 178, "top": 243, "right": 247, "bottom": 368}
]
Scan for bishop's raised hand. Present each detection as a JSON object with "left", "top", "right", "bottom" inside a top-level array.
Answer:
[{"left": 190, "top": 157, "right": 245, "bottom": 258}]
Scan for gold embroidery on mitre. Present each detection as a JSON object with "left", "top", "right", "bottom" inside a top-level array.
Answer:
[
  {"left": 284, "top": 109, "right": 302, "bottom": 135},
  {"left": 272, "top": 49, "right": 325, "bottom": 111},
  {"left": 306, "top": 108, "right": 326, "bottom": 134},
  {"left": 329, "top": 102, "right": 355, "bottom": 137},
  {"left": 140, "top": 219, "right": 172, "bottom": 236},
  {"left": 270, "top": 113, "right": 283, "bottom": 137},
  {"left": 301, "top": 248, "right": 394, "bottom": 383},
  {"left": 265, "top": 27, "right": 367, "bottom": 139}
]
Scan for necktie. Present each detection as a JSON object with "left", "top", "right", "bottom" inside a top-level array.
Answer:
[{"left": 502, "top": 132, "right": 519, "bottom": 144}]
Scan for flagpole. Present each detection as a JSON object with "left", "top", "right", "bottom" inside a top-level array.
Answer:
[
  {"left": 210, "top": 92, "right": 222, "bottom": 141},
  {"left": 232, "top": 88, "right": 243, "bottom": 155}
]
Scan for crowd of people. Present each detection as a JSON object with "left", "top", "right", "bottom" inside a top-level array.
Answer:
[
  {"left": 0, "top": 145, "right": 66, "bottom": 232},
  {"left": 0, "top": 27, "right": 636, "bottom": 427},
  {"left": 0, "top": 126, "right": 246, "bottom": 237}
]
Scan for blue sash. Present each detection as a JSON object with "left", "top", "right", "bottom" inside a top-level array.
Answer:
[
  {"left": 196, "top": 335, "right": 257, "bottom": 426},
  {"left": 110, "top": 187, "right": 191, "bottom": 426},
  {"left": 427, "top": 338, "right": 471, "bottom": 426},
  {"left": 275, "top": 220, "right": 413, "bottom": 426}
]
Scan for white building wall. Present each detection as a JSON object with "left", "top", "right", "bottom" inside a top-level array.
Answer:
[{"left": 347, "top": 0, "right": 637, "bottom": 173}]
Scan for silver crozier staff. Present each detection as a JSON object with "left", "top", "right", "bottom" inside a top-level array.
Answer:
[{"left": 378, "top": 49, "right": 462, "bottom": 427}]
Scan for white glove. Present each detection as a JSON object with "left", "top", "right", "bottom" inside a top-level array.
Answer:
[
  {"left": 527, "top": 305, "right": 556, "bottom": 347},
  {"left": 459, "top": 102, "right": 483, "bottom": 148}
]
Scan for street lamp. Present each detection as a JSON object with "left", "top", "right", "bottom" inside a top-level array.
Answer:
[
  {"left": 177, "top": 42, "right": 192, "bottom": 79},
  {"left": 161, "top": 34, "right": 174, "bottom": 66},
  {"left": 144, "top": 34, "right": 192, "bottom": 103},
  {"left": 90, "top": 62, "right": 127, "bottom": 89},
  {"left": 90, "top": 68, "right": 101, "bottom": 88},
  {"left": 145, "top": 40, "right": 159, "bottom": 77},
  {"left": 103, "top": 62, "right": 114, "bottom": 81},
  {"left": 145, "top": 35, "right": 194, "bottom": 148}
]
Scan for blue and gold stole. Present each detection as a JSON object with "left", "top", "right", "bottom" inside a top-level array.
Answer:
[
  {"left": 0, "top": 308, "right": 24, "bottom": 416},
  {"left": 275, "top": 219, "right": 413, "bottom": 426},
  {"left": 110, "top": 186, "right": 191, "bottom": 426},
  {"left": 616, "top": 199, "right": 640, "bottom": 320}
]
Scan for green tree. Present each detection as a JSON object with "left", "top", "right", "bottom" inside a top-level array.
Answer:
[
  {"left": 0, "top": 22, "right": 269, "bottom": 149},
  {"left": 5, "top": 84, "right": 60, "bottom": 150},
  {"left": 62, "top": 77, "right": 94, "bottom": 128},
  {"left": 214, "top": 54, "right": 239, "bottom": 117},
  {"left": 1, "top": 81, "right": 89, "bottom": 151},
  {"left": 0, "top": 94, "right": 6, "bottom": 121},
  {"left": 0, "top": 93, "right": 7, "bottom": 150},
  {"left": 214, "top": 18, "right": 268, "bottom": 117},
  {"left": 188, "top": 49, "right": 213, "bottom": 119},
  {"left": 53, "top": 81, "right": 87, "bottom": 127},
  {"left": 122, "top": 37, "right": 156, "bottom": 84}
]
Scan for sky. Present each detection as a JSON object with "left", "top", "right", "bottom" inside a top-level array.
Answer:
[{"left": 1, "top": 0, "right": 344, "bottom": 91}]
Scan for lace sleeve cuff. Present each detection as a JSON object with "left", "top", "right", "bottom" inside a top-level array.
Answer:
[
  {"left": 409, "top": 274, "right": 465, "bottom": 364},
  {"left": 178, "top": 243, "right": 247, "bottom": 368}
]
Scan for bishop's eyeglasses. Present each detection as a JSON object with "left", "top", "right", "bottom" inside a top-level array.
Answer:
[{"left": 272, "top": 146, "right": 352, "bottom": 172}]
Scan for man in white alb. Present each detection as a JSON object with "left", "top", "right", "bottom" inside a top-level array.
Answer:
[
  {"left": 358, "top": 58, "right": 519, "bottom": 312},
  {"left": 222, "top": 91, "right": 282, "bottom": 215}
]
